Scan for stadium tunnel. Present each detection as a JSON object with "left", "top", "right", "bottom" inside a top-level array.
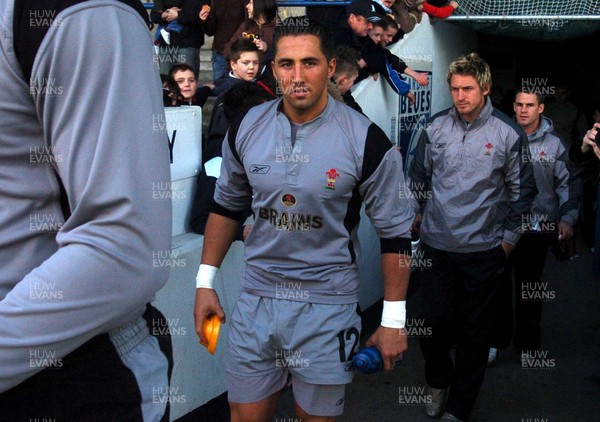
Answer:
[{"left": 448, "top": 0, "right": 600, "bottom": 117}]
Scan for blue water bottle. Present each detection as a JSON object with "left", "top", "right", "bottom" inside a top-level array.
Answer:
[{"left": 352, "top": 346, "right": 383, "bottom": 374}]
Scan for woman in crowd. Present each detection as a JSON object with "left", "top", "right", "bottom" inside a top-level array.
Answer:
[{"left": 222, "top": 0, "right": 278, "bottom": 70}]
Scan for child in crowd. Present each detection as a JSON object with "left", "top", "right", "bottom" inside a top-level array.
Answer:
[
  {"left": 361, "top": 20, "right": 418, "bottom": 104},
  {"left": 191, "top": 39, "right": 275, "bottom": 239},
  {"left": 205, "top": 38, "right": 268, "bottom": 153},
  {"left": 381, "top": 15, "right": 400, "bottom": 47},
  {"left": 169, "top": 64, "right": 213, "bottom": 107},
  {"left": 330, "top": 46, "right": 363, "bottom": 114},
  {"left": 212, "top": 38, "right": 261, "bottom": 96},
  {"left": 190, "top": 81, "right": 274, "bottom": 240}
]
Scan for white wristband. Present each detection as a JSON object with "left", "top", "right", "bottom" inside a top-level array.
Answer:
[
  {"left": 195, "top": 264, "right": 218, "bottom": 289},
  {"left": 381, "top": 300, "right": 406, "bottom": 329}
]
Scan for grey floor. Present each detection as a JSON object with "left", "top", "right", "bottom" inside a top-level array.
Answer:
[{"left": 274, "top": 244, "right": 600, "bottom": 421}]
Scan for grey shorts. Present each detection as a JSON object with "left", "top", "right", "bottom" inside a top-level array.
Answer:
[{"left": 225, "top": 292, "right": 362, "bottom": 416}]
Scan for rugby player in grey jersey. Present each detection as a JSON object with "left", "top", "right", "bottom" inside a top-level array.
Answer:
[{"left": 194, "top": 18, "right": 414, "bottom": 421}]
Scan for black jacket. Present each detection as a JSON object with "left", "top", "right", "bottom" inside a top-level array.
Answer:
[{"left": 150, "top": 0, "right": 207, "bottom": 48}]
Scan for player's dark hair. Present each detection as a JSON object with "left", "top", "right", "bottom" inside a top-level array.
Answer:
[
  {"left": 273, "top": 17, "right": 334, "bottom": 61},
  {"left": 515, "top": 86, "right": 545, "bottom": 105}
]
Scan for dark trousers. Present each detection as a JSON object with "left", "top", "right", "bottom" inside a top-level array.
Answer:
[
  {"left": 494, "top": 233, "right": 552, "bottom": 352},
  {"left": 419, "top": 243, "right": 506, "bottom": 421},
  {"left": 0, "top": 305, "right": 172, "bottom": 422}
]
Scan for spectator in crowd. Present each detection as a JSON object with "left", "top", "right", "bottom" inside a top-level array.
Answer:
[
  {"left": 330, "top": 45, "right": 363, "bottom": 113},
  {"left": 488, "top": 88, "right": 579, "bottom": 366},
  {"left": 0, "top": 1, "right": 172, "bottom": 419},
  {"left": 194, "top": 18, "right": 413, "bottom": 420},
  {"left": 331, "top": 0, "right": 380, "bottom": 49},
  {"left": 417, "top": 0, "right": 459, "bottom": 19},
  {"left": 223, "top": 0, "right": 278, "bottom": 71},
  {"left": 579, "top": 123, "right": 600, "bottom": 152},
  {"left": 203, "top": 0, "right": 247, "bottom": 82},
  {"left": 153, "top": 0, "right": 185, "bottom": 46},
  {"left": 199, "top": 39, "right": 266, "bottom": 158},
  {"left": 391, "top": 0, "right": 423, "bottom": 34},
  {"left": 372, "top": 0, "right": 396, "bottom": 18},
  {"left": 190, "top": 82, "right": 274, "bottom": 241},
  {"left": 151, "top": 0, "right": 210, "bottom": 77},
  {"left": 360, "top": 19, "right": 422, "bottom": 100},
  {"left": 381, "top": 14, "right": 403, "bottom": 47},
  {"left": 211, "top": 39, "right": 262, "bottom": 98},
  {"left": 570, "top": 123, "right": 600, "bottom": 277},
  {"left": 332, "top": 0, "right": 426, "bottom": 91},
  {"left": 169, "top": 64, "right": 213, "bottom": 107},
  {"left": 408, "top": 53, "right": 536, "bottom": 422},
  {"left": 373, "top": 0, "right": 432, "bottom": 35},
  {"left": 575, "top": 104, "right": 600, "bottom": 249}
]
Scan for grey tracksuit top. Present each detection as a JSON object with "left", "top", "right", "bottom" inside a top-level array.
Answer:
[
  {"left": 526, "top": 116, "right": 579, "bottom": 227},
  {"left": 214, "top": 97, "right": 414, "bottom": 304},
  {"left": 408, "top": 97, "right": 537, "bottom": 253},
  {"left": 0, "top": 0, "right": 172, "bottom": 392}
]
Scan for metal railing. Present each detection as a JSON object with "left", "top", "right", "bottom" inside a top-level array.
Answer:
[{"left": 143, "top": 1, "right": 351, "bottom": 9}]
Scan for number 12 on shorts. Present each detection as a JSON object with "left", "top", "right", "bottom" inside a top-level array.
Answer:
[{"left": 336, "top": 327, "right": 359, "bottom": 362}]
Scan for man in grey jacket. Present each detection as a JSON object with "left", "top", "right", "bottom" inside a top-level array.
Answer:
[
  {"left": 510, "top": 89, "right": 578, "bottom": 355},
  {"left": 408, "top": 53, "right": 537, "bottom": 421}
]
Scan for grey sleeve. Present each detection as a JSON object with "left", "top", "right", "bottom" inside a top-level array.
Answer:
[
  {"left": 0, "top": 3, "right": 172, "bottom": 392},
  {"left": 358, "top": 124, "right": 414, "bottom": 240},
  {"left": 555, "top": 142, "right": 580, "bottom": 226},
  {"left": 213, "top": 120, "right": 253, "bottom": 213},
  {"left": 503, "top": 131, "right": 538, "bottom": 245},
  {"left": 407, "top": 128, "right": 432, "bottom": 214}
]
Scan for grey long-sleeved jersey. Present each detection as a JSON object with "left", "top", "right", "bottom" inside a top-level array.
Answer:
[
  {"left": 526, "top": 116, "right": 579, "bottom": 227},
  {"left": 408, "top": 97, "right": 537, "bottom": 252},
  {"left": 0, "top": 0, "right": 172, "bottom": 392},
  {"left": 214, "top": 98, "right": 414, "bottom": 304}
]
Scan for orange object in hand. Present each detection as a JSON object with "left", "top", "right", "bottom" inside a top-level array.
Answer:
[{"left": 199, "top": 315, "right": 220, "bottom": 355}]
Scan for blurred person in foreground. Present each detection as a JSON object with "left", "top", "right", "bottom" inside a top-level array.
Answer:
[{"left": 0, "top": 0, "right": 172, "bottom": 420}]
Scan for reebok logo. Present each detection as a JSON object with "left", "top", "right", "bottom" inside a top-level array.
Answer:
[{"left": 250, "top": 164, "right": 271, "bottom": 174}]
